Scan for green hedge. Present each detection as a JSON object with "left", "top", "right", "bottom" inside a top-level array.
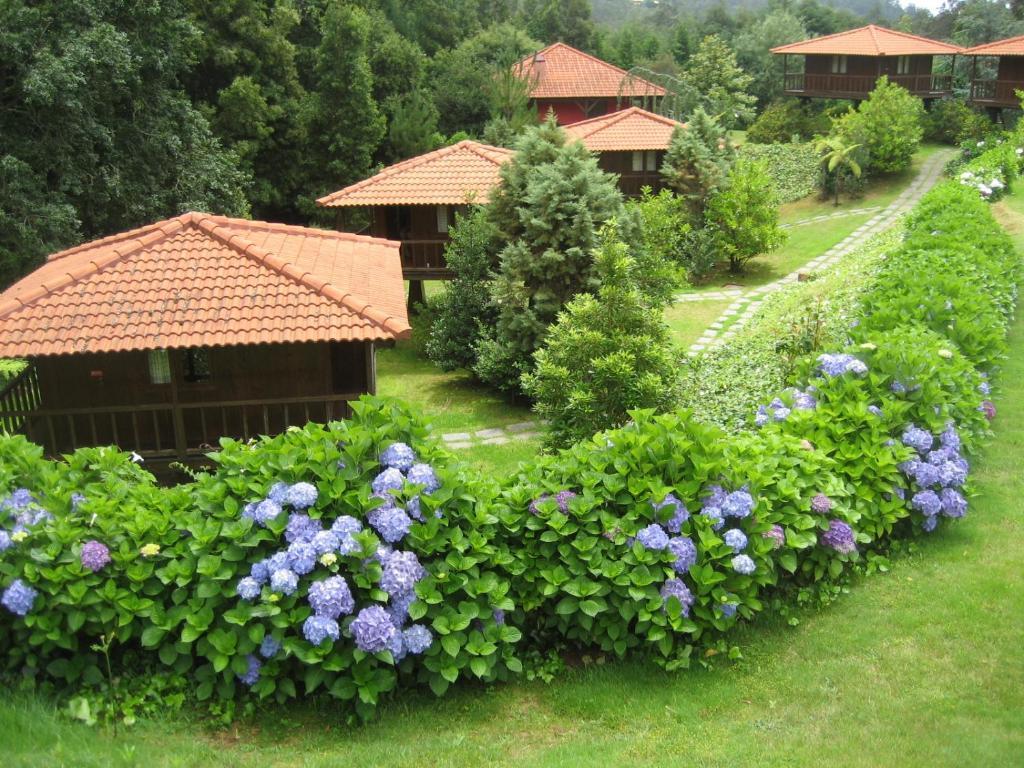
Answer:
[
  {"left": 0, "top": 180, "right": 1017, "bottom": 722},
  {"left": 738, "top": 142, "right": 820, "bottom": 203}
]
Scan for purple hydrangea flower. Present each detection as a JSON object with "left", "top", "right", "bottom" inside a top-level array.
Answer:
[
  {"left": 71, "top": 493, "right": 86, "bottom": 512},
  {"left": 254, "top": 499, "right": 283, "bottom": 526},
  {"left": 981, "top": 400, "right": 996, "bottom": 421},
  {"left": 654, "top": 494, "right": 689, "bottom": 534},
  {"left": 820, "top": 520, "right": 856, "bottom": 554},
  {"left": 380, "top": 443, "right": 416, "bottom": 472},
  {"left": 259, "top": 636, "right": 281, "bottom": 659},
  {"left": 270, "top": 569, "right": 298, "bottom": 596},
  {"left": 372, "top": 468, "right": 406, "bottom": 497},
  {"left": 284, "top": 482, "right": 318, "bottom": 510},
  {"left": 80, "top": 540, "right": 111, "bottom": 572},
  {"left": 911, "top": 490, "right": 942, "bottom": 517},
  {"left": 1, "top": 579, "right": 37, "bottom": 616},
  {"left": 940, "top": 423, "right": 961, "bottom": 452},
  {"left": 914, "top": 462, "right": 942, "bottom": 488},
  {"left": 287, "top": 541, "right": 317, "bottom": 575},
  {"left": 351, "top": 606, "right": 398, "bottom": 653},
  {"left": 723, "top": 529, "right": 747, "bottom": 553},
  {"left": 702, "top": 506, "right": 725, "bottom": 530},
  {"left": 890, "top": 380, "right": 907, "bottom": 395},
  {"left": 868, "top": 405, "right": 883, "bottom": 417},
  {"left": 810, "top": 494, "right": 832, "bottom": 514},
  {"left": 940, "top": 488, "right": 967, "bottom": 518},
  {"left": 492, "top": 608, "right": 506, "bottom": 625},
  {"left": 403, "top": 624, "right": 433, "bottom": 654},
  {"left": 659, "top": 578, "right": 694, "bottom": 616},
  {"left": 237, "top": 576, "right": 261, "bottom": 601},
  {"left": 266, "top": 551, "right": 292, "bottom": 574},
  {"left": 308, "top": 575, "right": 355, "bottom": 619},
  {"left": 238, "top": 654, "right": 261, "bottom": 686},
  {"left": 310, "top": 530, "right": 341, "bottom": 557},
  {"left": 388, "top": 630, "right": 406, "bottom": 663},
  {"left": 922, "top": 514, "right": 939, "bottom": 532},
  {"left": 380, "top": 551, "right": 426, "bottom": 597},
  {"left": 763, "top": 524, "right": 785, "bottom": 549},
  {"left": 902, "top": 426, "right": 934, "bottom": 454},
  {"left": 406, "top": 464, "right": 440, "bottom": 493},
  {"left": 302, "top": 615, "right": 340, "bottom": 646},
  {"left": 723, "top": 490, "right": 754, "bottom": 519},
  {"left": 285, "top": 513, "right": 321, "bottom": 545},
  {"left": 668, "top": 536, "right": 698, "bottom": 573},
  {"left": 0, "top": 531, "right": 10, "bottom": 552},
  {"left": 720, "top": 603, "right": 738, "bottom": 618},
  {"left": 388, "top": 590, "right": 417, "bottom": 626},
  {"left": 528, "top": 490, "right": 578, "bottom": 515},
  {"left": 636, "top": 523, "right": 670, "bottom": 551},
  {"left": 368, "top": 505, "right": 412, "bottom": 544},
  {"left": 937, "top": 460, "right": 967, "bottom": 488},
  {"left": 331, "top": 516, "right": 362, "bottom": 537},
  {"left": 732, "top": 554, "right": 756, "bottom": 575},
  {"left": 267, "top": 482, "right": 290, "bottom": 504}
]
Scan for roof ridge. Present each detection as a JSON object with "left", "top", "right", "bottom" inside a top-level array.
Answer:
[
  {"left": 962, "top": 34, "right": 1024, "bottom": 54},
  {"left": 772, "top": 24, "right": 962, "bottom": 54},
  {"left": 868, "top": 24, "right": 881, "bottom": 52},
  {"left": 0, "top": 216, "right": 188, "bottom": 322},
  {"left": 196, "top": 212, "right": 397, "bottom": 247},
  {"left": 518, "top": 42, "right": 665, "bottom": 95},
  {"left": 191, "top": 215, "right": 408, "bottom": 337},
  {"left": 568, "top": 106, "right": 682, "bottom": 136}
]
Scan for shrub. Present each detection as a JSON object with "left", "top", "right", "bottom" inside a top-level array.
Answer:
[
  {"left": 627, "top": 188, "right": 701, "bottom": 280},
  {"left": 956, "top": 140, "right": 1019, "bottom": 201},
  {"left": 923, "top": 98, "right": 991, "bottom": 146},
  {"left": 704, "top": 158, "right": 785, "bottom": 273},
  {"left": 833, "top": 77, "right": 924, "bottom": 174},
  {"left": 738, "top": 142, "right": 820, "bottom": 203},
  {"left": 661, "top": 108, "right": 734, "bottom": 218},
  {"left": 746, "top": 100, "right": 829, "bottom": 145}
]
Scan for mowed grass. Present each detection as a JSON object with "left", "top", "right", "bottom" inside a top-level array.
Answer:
[{"left": 664, "top": 298, "right": 734, "bottom": 347}]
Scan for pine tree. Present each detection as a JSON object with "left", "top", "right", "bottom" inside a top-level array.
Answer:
[
  {"left": 661, "top": 108, "right": 734, "bottom": 219},
  {"left": 682, "top": 35, "right": 756, "bottom": 128}
]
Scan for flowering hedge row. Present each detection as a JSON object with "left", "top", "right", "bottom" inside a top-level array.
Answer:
[
  {"left": 955, "top": 134, "right": 1023, "bottom": 201},
  {"left": 0, "top": 180, "right": 1018, "bottom": 719}
]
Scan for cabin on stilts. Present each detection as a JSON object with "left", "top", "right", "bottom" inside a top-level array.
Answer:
[{"left": 964, "top": 36, "right": 1024, "bottom": 118}]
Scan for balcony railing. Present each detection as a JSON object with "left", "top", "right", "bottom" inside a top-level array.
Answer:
[
  {"left": 0, "top": 365, "right": 41, "bottom": 435},
  {"left": 616, "top": 172, "right": 667, "bottom": 198},
  {"left": 0, "top": 389, "right": 358, "bottom": 460},
  {"left": 969, "top": 79, "right": 1024, "bottom": 106},
  {"left": 783, "top": 73, "right": 953, "bottom": 97},
  {"left": 400, "top": 239, "right": 451, "bottom": 279}
]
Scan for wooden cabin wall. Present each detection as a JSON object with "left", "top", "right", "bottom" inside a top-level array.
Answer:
[{"left": 997, "top": 56, "right": 1024, "bottom": 81}]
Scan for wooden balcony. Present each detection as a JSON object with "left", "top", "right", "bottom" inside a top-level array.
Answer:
[
  {"left": 969, "top": 79, "right": 1024, "bottom": 107},
  {"left": 400, "top": 239, "right": 452, "bottom": 280},
  {"left": 0, "top": 366, "right": 356, "bottom": 461},
  {"left": 783, "top": 72, "right": 953, "bottom": 99},
  {"left": 616, "top": 172, "right": 667, "bottom": 198}
]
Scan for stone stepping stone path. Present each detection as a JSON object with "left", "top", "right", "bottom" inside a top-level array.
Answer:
[
  {"left": 780, "top": 205, "right": 883, "bottom": 229},
  {"left": 441, "top": 421, "right": 542, "bottom": 450},
  {"left": 687, "top": 149, "right": 954, "bottom": 355}
]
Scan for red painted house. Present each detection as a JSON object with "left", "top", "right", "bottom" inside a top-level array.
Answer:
[
  {"left": 964, "top": 36, "right": 1024, "bottom": 113},
  {"left": 516, "top": 42, "right": 667, "bottom": 126},
  {"left": 772, "top": 25, "right": 960, "bottom": 104},
  {"left": 565, "top": 107, "right": 685, "bottom": 197}
]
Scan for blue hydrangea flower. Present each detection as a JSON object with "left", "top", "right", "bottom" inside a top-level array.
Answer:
[
  {"left": 820, "top": 519, "right": 856, "bottom": 554},
  {"left": 302, "top": 615, "right": 340, "bottom": 646},
  {"left": 266, "top": 551, "right": 292, "bottom": 574},
  {"left": 914, "top": 462, "right": 942, "bottom": 488},
  {"left": 636, "top": 523, "right": 669, "bottom": 551},
  {"left": 668, "top": 536, "right": 697, "bottom": 573},
  {"left": 238, "top": 654, "right": 261, "bottom": 686},
  {"left": 493, "top": 608, "right": 506, "bottom": 625},
  {"left": 388, "top": 591, "right": 417, "bottom": 626},
  {"left": 267, "top": 482, "right": 290, "bottom": 504},
  {"left": 793, "top": 391, "right": 817, "bottom": 410},
  {"left": 372, "top": 468, "right": 406, "bottom": 497},
  {"left": 406, "top": 495, "right": 423, "bottom": 521},
  {"left": 237, "top": 576, "right": 261, "bottom": 601},
  {"left": 654, "top": 494, "right": 689, "bottom": 533},
  {"left": 773, "top": 406, "right": 791, "bottom": 422},
  {"left": 285, "top": 513, "right": 321, "bottom": 545},
  {"left": 380, "top": 550, "right": 426, "bottom": 597},
  {"left": 818, "top": 353, "right": 857, "bottom": 377},
  {"left": 242, "top": 502, "right": 258, "bottom": 521},
  {"left": 722, "top": 490, "right": 754, "bottom": 518},
  {"left": 71, "top": 493, "right": 86, "bottom": 512},
  {"left": 311, "top": 530, "right": 341, "bottom": 556},
  {"left": 940, "top": 423, "right": 961, "bottom": 452},
  {"left": 350, "top": 606, "right": 398, "bottom": 653},
  {"left": 406, "top": 464, "right": 440, "bottom": 494},
  {"left": 269, "top": 569, "right": 298, "bottom": 596},
  {"left": 902, "top": 426, "right": 933, "bottom": 454},
  {"left": 720, "top": 603, "right": 738, "bottom": 618},
  {"left": 287, "top": 541, "right": 317, "bottom": 576},
  {"left": 979, "top": 381, "right": 991, "bottom": 395},
  {"left": 702, "top": 506, "right": 725, "bottom": 530},
  {"left": 659, "top": 578, "right": 694, "bottom": 616},
  {"left": 911, "top": 490, "right": 942, "bottom": 517},
  {"left": 254, "top": 499, "right": 283, "bottom": 526},
  {"left": 890, "top": 380, "right": 907, "bottom": 395},
  {"left": 284, "top": 482, "right": 318, "bottom": 510},
  {"left": 922, "top": 513, "right": 939, "bottom": 532},
  {"left": 331, "top": 516, "right": 363, "bottom": 536},
  {"left": 380, "top": 442, "right": 416, "bottom": 472},
  {"left": 754, "top": 408, "right": 769, "bottom": 427},
  {"left": 868, "top": 405, "right": 883, "bottom": 417},
  {"left": 937, "top": 460, "right": 967, "bottom": 488},
  {"left": 259, "top": 636, "right": 281, "bottom": 659},
  {"left": 732, "top": 554, "right": 756, "bottom": 575},
  {"left": 337, "top": 533, "right": 361, "bottom": 556},
  {"left": 388, "top": 630, "right": 406, "bottom": 663},
  {"left": 403, "top": 624, "right": 433, "bottom": 655},
  {"left": 250, "top": 560, "right": 270, "bottom": 585},
  {"left": 940, "top": 488, "right": 967, "bottom": 518},
  {"left": 1, "top": 579, "right": 37, "bottom": 616},
  {"left": 847, "top": 359, "right": 868, "bottom": 375},
  {"left": 368, "top": 506, "right": 412, "bottom": 544},
  {"left": 723, "top": 529, "right": 747, "bottom": 553},
  {"left": 308, "top": 575, "right": 355, "bottom": 619},
  {"left": 0, "top": 531, "right": 10, "bottom": 552}
]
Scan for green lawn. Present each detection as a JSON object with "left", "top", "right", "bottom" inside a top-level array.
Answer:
[{"left": 664, "top": 298, "right": 734, "bottom": 347}]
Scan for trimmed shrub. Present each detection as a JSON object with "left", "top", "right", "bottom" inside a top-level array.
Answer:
[
  {"left": 739, "top": 142, "right": 819, "bottom": 203},
  {"left": 746, "top": 100, "right": 829, "bottom": 145},
  {"left": 833, "top": 76, "right": 924, "bottom": 174}
]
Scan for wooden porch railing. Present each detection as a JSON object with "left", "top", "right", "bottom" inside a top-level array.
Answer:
[
  {"left": 1, "top": 393, "right": 358, "bottom": 460},
  {"left": 783, "top": 72, "right": 953, "bottom": 97},
  {"left": 400, "top": 239, "right": 449, "bottom": 273},
  {"left": 616, "top": 173, "right": 667, "bottom": 198},
  {"left": 969, "top": 79, "right": 1024, "bottom": 106},
  {"left": 0, "top": 365, "right": 41, "bottom": 434}
]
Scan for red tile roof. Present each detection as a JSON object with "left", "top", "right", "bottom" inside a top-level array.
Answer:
[
  {"left": 517, "top": 42, "right": 667, "bottom": 99},
  {"left": 771, "top": 25, "right": 962, "bottom": 56},
  {"left": 964, "top": 35, "right": 1024, "bottom": 56},
  {"left": 317, "top": 140, "right": 513, "bottom": 208},
  {"left": 0, "top": 213, "right": 411, "bottom": 357},
  {"left": 564, "top": 107, "right": 684, "bottom": 151}
]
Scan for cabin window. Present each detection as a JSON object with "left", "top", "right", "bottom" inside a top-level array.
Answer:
[
  {"left": 183, "top": 348, "right": 212, "bottom": 383},
  {"left": 631, "top": 151, "right": 643, "bottom": 172},
  {"left": 147, "top": 349, "right": 171, "bottom": 385},
  {"left": 436, "top": 205, "right": 449, "bottom": 234},
  {"left": 632, "top": 151, "right": 659, "bottom": 172},
  {"left": 897, "top": 56, "right": 911, "bottom": 75},
  {"left": 831, "top": 55, "right": 848, "bottom": 75},
  {"left": 645, "top": 151, "right": 658, "bottom": 172}
]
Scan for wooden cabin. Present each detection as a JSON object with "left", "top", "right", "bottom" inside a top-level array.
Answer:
[
  {"left": 964, "top": 36, "right": 1024, "bottom": 113},
  {"left": 772, "top": 25, "right": 960, "bottom": 104},
  {"left": 0, "top": 213, "right": 410, "bottom": 465},
  {"left": 564, "top": 107, "right": 685, "bottom": 197},
  {"left": 317, "top": 140, "right": 512, "bottom": 305},
  {"left": 515, "top": 42, "right": 666, "bottom": 126}
]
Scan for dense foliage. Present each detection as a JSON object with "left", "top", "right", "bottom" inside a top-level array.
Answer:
[
  {"left": 738, "top": 143, "right": 820, "bottom": 203},
  {"left": 746, "top": 101, "right": 831, "bottom": 145},
  {"left": 704, "top": 158, "right": 786, "bottom": 273},
  {"left": 833, "top": 77, "right": 924, "bottom": 175},
  {"left": 661, "top": 109, "right": 735, "bottom": 218}
]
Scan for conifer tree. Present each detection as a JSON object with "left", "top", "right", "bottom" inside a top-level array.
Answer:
[{"left": 661, "top": 108, "right": 735, "bottom": 219}]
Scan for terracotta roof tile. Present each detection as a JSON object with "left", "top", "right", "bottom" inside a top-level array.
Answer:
[
  {"left": 0, "top": 213, "right": 410, "bottom": 357},
  {"left": 963, "top": 35, "right": 1024, "bottom": 56},
  {"left": 317, "top": 140, "right": 513, "bottom": 208},
  {"left": 564, "top": 107, "right": 684, "bottom": 151},
  {"left": 771, "top": 25, "right": 962, "bottom": 56},
  {"left": 517, "top": 42, "right": 667, "bottom": 99}
]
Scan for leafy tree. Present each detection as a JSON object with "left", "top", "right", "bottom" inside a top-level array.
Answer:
[
  {"left": 474, "top": 119, "right": 625, "bottom": 395},
  {"left": 661, "top": 109, "right": 735, "bottom": 219},
  {"left": 833, "top": 77, "right": 924, "bottom": 175},
  {"left": 426, "top": 209, "right": 500, "bottom": 371},
  {"left": 815, "top": 135, "right": 863, "bottom": 206},
  {"left": 682, "top": 35, "right": 756, "bottom": 128},
  {"left": 704, "top": 158, "right": 785, "bottom": 273},
  {"left": 733, "top": 10, "right": 808, "bottom": 106},
  {"left": 482, "top": 40, "right": 539, "bottom": 148},
  {"left": 746, "top": 100, "right": 829, "bottom": 144},
  {"left": 523, "top": 0, "right": 595, "bottom": 50},
  {"left": 626, "top": 188, "right": 694, "bottom": 291},
  {"left": 386, "top": 92, "right": 443, "bottom": 162},
  {"left": 523, "top": 227, "right": 681, "bottom": 447}
]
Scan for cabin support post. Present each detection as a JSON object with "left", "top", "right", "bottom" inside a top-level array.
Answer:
[
  {"left": 969, "top": 55, "right": 977, "bottom": 103},
  {"left": 365, "top": 342, "right": 377, "bottom": 396},
  {"left": 168, "top": 350, "right": 188, "bottom": 460}
]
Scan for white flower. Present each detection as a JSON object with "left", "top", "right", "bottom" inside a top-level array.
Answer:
[
  {"left": 991, "top": 178, "right": 1005, "bottom": 189},
  {"left": 130, "top": 451, "right": 144, "bottom": 463},
  {"left": 977, "top": 141, "right": 985, "bottom": 147},
  {"left": 938, "top": 349, "right": 953, "bottom": 359},
  {"left": 859, "top": 342, "right": 877, "bottom": 351}
]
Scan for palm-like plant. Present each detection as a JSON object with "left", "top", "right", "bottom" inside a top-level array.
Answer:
[{"left": 815, "top": 136, "right": 862, "bottom": 206}]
